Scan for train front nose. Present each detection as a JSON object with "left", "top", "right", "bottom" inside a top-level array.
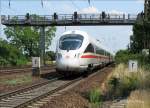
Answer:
[{"left": 56, "top": 53, "right": 80, "bottom": 71}]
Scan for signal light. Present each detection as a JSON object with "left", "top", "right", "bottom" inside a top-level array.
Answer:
[
  {"left": 74, "top": 11, "right": 78, "bottom": 20},
  {"left": 26, "top": 13, "right": 30, "bottom": 20},
  {"left": 54, "top": 13, "right": 58, "bottom": 20}
]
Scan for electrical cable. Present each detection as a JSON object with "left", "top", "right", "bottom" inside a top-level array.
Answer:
[
  {"left": 2, "top": 4, "right": 18, "bottom": 13},
  {"left": 88, "top": 0, "right": 90, "bottom": 6},
  {"left": 41, "top": 0, "right": 44, "bottom": 8},
  {"left": 71, "top": 0, "right": 80, "bottom": 10},
  {"left": 9, "top": 0, "right": 11, "bottom": 8}
]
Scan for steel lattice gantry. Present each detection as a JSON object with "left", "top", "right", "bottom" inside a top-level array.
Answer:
[
  {"left": 1, "top": 13, "right": 138, "bottom": 66},
  {"left": 1, "top": 13, "right": 137, "bottom": 26}
]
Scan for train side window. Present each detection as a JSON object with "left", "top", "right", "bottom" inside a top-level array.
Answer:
[
  {"left": 96, "top": 47, "right": 104, "bottom": 55},
  {"left": 99, "top": 49, "right": 104, "bottom": 55},
  {"left": 84, "top": 44, "right": 94, "bottom": 53}
]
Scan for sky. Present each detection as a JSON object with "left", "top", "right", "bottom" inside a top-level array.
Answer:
[{"left": 0, "top": 0, "right": 144, "bottom": 53}]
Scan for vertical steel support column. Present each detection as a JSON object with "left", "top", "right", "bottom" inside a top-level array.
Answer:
[
  {"left": 0, "top": 0, "right": 1, "bottom": 36},
  {"left": 40, "top": 26, "right": 45, "bottom": 66}
]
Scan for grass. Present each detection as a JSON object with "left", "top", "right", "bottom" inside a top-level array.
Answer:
[
  {"left": 105, "top": 63, "right": 150, "bottom": 97},
  {"left": 0, "top": 74, "right": 32, "bottom": 86},
  {"left": 127, "top": 90, "right": 150, "bottom": 108},
  {"left": 88, "top": 88, "right": 102, "bottom": 108},
  {"left": 102, "top": 63, "right": 150, "bottom": 108},
  {"left": 83, "top": 63, "right": 149, "bottom": 107},
  {"left": 45, "top": 61, "right": 55, "bottom": 65},
  {"left": 27, "top": 60, "right": 55, "bottom": 65}
]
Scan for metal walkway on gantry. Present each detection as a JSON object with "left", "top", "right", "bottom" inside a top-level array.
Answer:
[
  {"left": 1, "top": 13, "right": 138, "bottom": 26},
  {"left": 0, "top": 12, "right": 139, "bottom": 66}
]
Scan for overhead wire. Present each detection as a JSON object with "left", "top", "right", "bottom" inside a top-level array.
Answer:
[
  {"left": 9, "top": 0, "right": 11, "bottom": 8},
  {"left": 66, "top": 0, "right": 81, "bottom": 31},
  {"left": 89, "top": 0, "right": 95, "bottom": 6},
  {"left": 88, "top": 0, "right": 91, "bottom": 6},
  {"left": 71, "top": 0, "right": 80, "bottom": 10},
  {"left": 8, "top": 0, "right": 44, "bottom": 8},
  {"left": 3, "top": 4, "right": 18, "bottom": 13},
  {"left": 41, "top": 0, "right": 44, "bottom": 8}
]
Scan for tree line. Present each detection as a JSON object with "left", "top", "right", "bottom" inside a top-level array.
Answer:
[
  {"left": 0, "top": 15, "right": 56, "bottom": 66},
  {"left": 1, "top": 10, "right": 150, "bottom": 66},
  {"left": 115, "top": 6, "right": 150, "bottom": 65}
]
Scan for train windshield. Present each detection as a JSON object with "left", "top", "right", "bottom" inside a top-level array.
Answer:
[{"left": 59, "top": 34, "right": 83, "bottom": 50}]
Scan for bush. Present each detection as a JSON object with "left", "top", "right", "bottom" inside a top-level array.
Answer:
[
  {"left": 108, "top": 77, "right": 120, "bottom": 97},
  {"left": 143, "top": 64, "right": 150, "bottom": 71},
  {"left": 16, "top": 57, "right": 28, "bottom": 66},
  {"left": 45, "top": 51, "right": 56, "bottom": 61},
  {"left": 106, "top": 64, "right": 146, "bottom": 98},
  {"left": 0, "top": 57, "right": 9, "bottom": 66},
  {"left": 119, "top": 75, "right": 139, "bottom": 96},
  {"left": 115, "top": 50, "right": 150, "bottom": 66},
  {"left": 0, "top": 38, "right": 28, "bottom": 66}
]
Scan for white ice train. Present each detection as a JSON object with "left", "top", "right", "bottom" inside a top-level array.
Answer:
[{"left": 56, "top": 30, "right": 114, "bottom": 75}]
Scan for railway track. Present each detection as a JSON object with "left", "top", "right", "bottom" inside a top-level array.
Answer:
[
  {"left": 0, "top": 71, "right": 84, "bottom": 108},
  {"left": 0, "top": 75, "right": 65, "bottom": 108},
  {"left": 0, "top": 66, "right": 110, "bottom": 108},
  {"left": 0, "top": 65, "right": 56, "bottom": 74}
]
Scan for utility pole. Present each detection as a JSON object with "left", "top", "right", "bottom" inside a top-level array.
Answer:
[
  {"left": 39, "top": 26, "right": 46, "bottom": 66},
  {"left": 0, "top": 0, "right": 1, "bottom": 37},
  {"left": 144, "top": 0, "right": 150, "bottom": 19},
  {"left": 144, "top": 0, "right": 150, "bottom": 60}
]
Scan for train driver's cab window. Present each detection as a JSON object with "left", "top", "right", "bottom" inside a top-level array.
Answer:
[
  {"left": 59, "top": 34, "right": 83, "bottom": 50},
  {"left": 84, "top": 44, "right": 94, "bottom": 53}
]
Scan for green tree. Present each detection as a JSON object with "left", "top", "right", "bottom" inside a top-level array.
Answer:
[
  {"left": 4, "top": 15, "right": 56, "bottom": 57},
  {"left": 115, "top": 50, "right": 131, "bottom": 64},
  {"left": 45, "top": 51, "right": 56, "bottom": 61},
  {"left": 130, "top": 12, "right": 150, "bottom": 54},
  {"left": 0, "top": 38, "right": 27, "bottom": 66},
  {"left": 115, "top": 49, "right": 150, "bottom": 65}
]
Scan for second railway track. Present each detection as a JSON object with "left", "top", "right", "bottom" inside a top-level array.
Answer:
[
  {"left": 0, "top": 65, "right": 56, "bottom": 74},
  {"left": 0, "top": 66, "right": 110, "bottom": 108}
]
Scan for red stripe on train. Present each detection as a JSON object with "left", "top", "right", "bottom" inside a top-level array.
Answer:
[
  {"left": 81, "top": 55, "right": 98, "bottom": 58},
  {"left": 81, "top": 55, "right": 110, "bottom": 59}
]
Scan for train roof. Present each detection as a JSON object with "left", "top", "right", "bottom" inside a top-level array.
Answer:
[
  {"left": 61, "top": 30, "right": 114, "bottom": 55},
  {"left": 62, "top": 30, "right": 88, "bottom": 37}
]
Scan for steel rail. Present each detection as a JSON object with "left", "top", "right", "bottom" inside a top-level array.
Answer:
[
  {"left": 0, "top": 65, "right": 112, "bottom": 108},
  {"left": 15, "top": 77, "right": 82, "bottom": 108},
  {"left": 0, "top": 65, "right": 56, "bottom": 74},
  {"left": 0, "top": 76, "right": 61, "bottom": 100}
]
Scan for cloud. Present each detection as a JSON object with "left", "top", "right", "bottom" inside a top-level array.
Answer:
[
  {"left": 107, "top": 10, "right": 126, "bottom": 14},
  {"left": 79, "top": 6, "right": 99, "bottom": 14},
  {"left": 136, "top": 0, "right": 144, "bottom": 4},
  {"left": 42, "top": 1, "right": 76, "bottom": 14},
  {"left": 78, "top": 6, "right": 126, "bottom": 15}
]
